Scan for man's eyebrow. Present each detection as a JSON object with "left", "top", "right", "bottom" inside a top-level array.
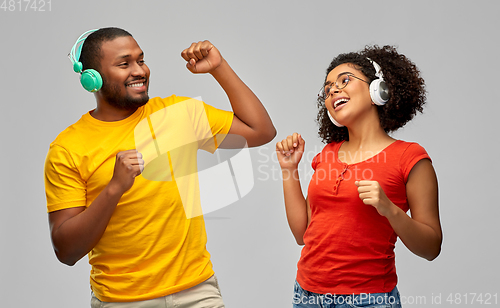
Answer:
[{"left": 115, "top": 52, "right": 144, "bottom": 60}]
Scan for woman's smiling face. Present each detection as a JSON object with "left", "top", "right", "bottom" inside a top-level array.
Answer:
[{"left": 324, "top": 63, "right": 373, "bottom": 126}]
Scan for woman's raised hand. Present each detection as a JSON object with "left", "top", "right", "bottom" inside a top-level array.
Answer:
[{"left": 276, "top": 133, "right": 305, "bottom": 170}]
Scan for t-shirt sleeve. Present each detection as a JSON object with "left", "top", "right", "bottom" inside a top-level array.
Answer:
[
  {"left": 400, "top": 143, "right": 432, "bottom": 183},
  {"left": 200, "top": 103, "right": 234, "bottom": 151},
  {"left": 203, "top": 103, "right": 234, "bottom": 137},
  {"left": 311, "top": 152, "right": 322, "bottom": 171},
  {"left": 44, "top": 144, "right": 87, "bottom": 213}
]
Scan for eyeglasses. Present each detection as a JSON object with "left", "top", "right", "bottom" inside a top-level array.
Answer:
[{"left": 318, "top": 73, "right": 369, "bottom": 100}]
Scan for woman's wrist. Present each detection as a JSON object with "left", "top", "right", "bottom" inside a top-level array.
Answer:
[{"left": 281, "top": 167, "right": 299, "bottom": 181}]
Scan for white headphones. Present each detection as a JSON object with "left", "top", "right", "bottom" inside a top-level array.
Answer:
[
  {"left": 367, "top": 58, "right": 390, "bottom": 106},
  {"left": 327, "top": 58, "right": 390, "bottom": 127}
]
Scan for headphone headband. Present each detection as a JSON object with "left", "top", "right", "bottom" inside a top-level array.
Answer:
[
  {"left": 367, "top": 58, "right": 384, "bottom": 79},
  {"left": 68, "top": 29, "right": 103, "bottom": 92},
  {"left": 68, "top": 29, "right": 99, "bottom": 72}
]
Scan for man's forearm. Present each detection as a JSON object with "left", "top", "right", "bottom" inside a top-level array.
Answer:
[{"left": 50, "top": 184, "right": 123, "bottom": 266}]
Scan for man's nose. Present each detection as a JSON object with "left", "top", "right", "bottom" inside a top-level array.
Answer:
[{"left": 131, "top": 63, "right": 146, "bottom": 77}]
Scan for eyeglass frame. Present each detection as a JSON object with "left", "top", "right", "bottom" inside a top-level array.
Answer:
[{"left": 319, "top": 72, "right": 370, "bottom": 101}]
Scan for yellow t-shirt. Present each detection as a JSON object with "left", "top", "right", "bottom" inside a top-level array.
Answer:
[{"left": 44, "top": 95, "right": 233, "bottom": 302}]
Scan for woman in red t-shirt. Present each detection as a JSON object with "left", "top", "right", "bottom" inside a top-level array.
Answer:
[{"left": 276, "top": 46, "right": 442, "bottom": 308}]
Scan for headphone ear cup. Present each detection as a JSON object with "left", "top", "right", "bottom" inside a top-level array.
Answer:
[
  {"left": 80, "top": 69, "right": 103, "bottom": 92},
  {"left": 369, "top": 79, "right": 390, "bottom": 106}
]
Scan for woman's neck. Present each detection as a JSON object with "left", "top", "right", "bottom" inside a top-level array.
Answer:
[{"left": 341, "top": 112, "right": 395, "bottom": 158}]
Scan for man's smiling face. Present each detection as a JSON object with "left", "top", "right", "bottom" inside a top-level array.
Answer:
[{"left": 98, "top": 36, "right": 151, "bottom": 110}]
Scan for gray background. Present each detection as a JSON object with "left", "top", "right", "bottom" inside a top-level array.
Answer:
[{"left": 1, "top": 0, "right": 499, "bottom": 307}]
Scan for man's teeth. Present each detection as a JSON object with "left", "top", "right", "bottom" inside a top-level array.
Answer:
[
  {"left": 334, "top": 98, "right": 349, "bottom": 108},
  {"left": 128, "top": 83, "right": 144, "bottom": 87}
]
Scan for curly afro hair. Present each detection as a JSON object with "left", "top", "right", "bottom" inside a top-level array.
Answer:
[{"left": 317, "top": 45, "right": 426, "bottom": 144}]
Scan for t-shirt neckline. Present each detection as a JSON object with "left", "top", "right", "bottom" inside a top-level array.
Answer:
[
  {"left": 335, "top": 139, "right": 401, "bottom": 166},
  {"left": 82, "top": 106, "right": 145, "bottom": 127}
]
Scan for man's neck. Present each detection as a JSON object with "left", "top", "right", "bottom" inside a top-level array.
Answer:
[{"left": 90, "top": 105, "right": 138, "bottom": 122}]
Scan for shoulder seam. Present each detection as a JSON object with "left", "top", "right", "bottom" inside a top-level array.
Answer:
[{"left": 49, "top": 144, "right": 83, "bottom": 179}]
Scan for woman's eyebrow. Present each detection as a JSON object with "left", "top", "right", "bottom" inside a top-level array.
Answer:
[{"left": 337, "top": 71, "right": 352, "bottom": 78}]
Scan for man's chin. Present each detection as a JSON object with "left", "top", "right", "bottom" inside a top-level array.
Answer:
[
  {"left": 111, "top": 94, "right": 149, "bottom": 111},
  {"left": 125, "top": 96, "right": 149, "bottom": 110}
]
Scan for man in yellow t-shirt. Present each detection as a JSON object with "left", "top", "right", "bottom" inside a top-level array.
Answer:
[{"left": 44, "top": 27, "right": 275, "bottom": 307}]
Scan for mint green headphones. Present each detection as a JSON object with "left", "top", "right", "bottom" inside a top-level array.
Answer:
[{"left": 68, "top": 29, "right": 103, "bottom": 92}]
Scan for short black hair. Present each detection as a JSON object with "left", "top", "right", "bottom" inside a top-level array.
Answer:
[
  {"left": 317, "top": 45, "right": 427, "bottom": 143},
  {"left": 79, "top": 27, "right": 132, "bottom": 72}
]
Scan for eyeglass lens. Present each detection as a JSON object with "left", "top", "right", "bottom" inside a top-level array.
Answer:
[{"left": 320, "top": 73, "right": 351, "bottom": 99}]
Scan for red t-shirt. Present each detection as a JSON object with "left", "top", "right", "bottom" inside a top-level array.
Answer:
[{"left": 296, "top": 140, "right": 430, "bottom": 294}]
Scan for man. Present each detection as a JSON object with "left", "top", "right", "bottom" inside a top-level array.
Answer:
[{"left": 44, "top": 27, "right": 275, "bottom": 307}]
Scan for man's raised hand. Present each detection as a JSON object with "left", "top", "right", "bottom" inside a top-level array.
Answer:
[{"left": 181, "top": 40, "right": 223, "bottom": 74}]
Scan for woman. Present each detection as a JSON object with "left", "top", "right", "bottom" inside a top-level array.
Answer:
[{"left": 276, "top": 45, "right": 442, "bottom": 308}]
